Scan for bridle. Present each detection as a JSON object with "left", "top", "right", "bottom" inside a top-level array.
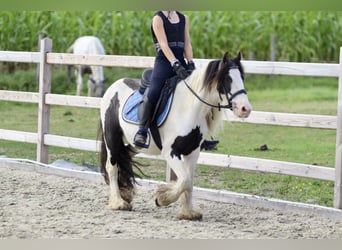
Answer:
[{"left": 182, "top": 68, "right": 247, "bottom": 111}]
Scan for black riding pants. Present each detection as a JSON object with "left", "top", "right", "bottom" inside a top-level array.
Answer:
[{"left": 147, "top": 48, "right": 187, "bottom": 107}]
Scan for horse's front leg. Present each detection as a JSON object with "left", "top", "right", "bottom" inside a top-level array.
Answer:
[
  {"left": 76, "top": 68, "right": 83, "bottom": 96},
  {"left": 156, "top": 157, "right": 189, "bottom": 206},
  {"left": 87, "top": 79, "right": 95, "bottom": 97},
  {"left": 177, "top": 188, "right": 202, "bottom": 221},
  {"left": 177, "top": 151, "right": 202, "bottom": 220},
  {"left": 105, "top": 152, "right": 132, "bottom": 211},
  {"left": 156, "top": 149, "right": 202, "bottom": 220}
]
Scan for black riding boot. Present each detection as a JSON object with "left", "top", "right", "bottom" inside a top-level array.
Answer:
[{"left": 133, "top": 95, "right": 154, "bottom": 148}]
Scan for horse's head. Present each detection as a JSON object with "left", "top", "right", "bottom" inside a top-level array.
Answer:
[
  {"left": 89, "top": 78, "right": 107, "bottom": 97},
  {"left": 205, "top": 52, "right": 252, "bottom": 118}
]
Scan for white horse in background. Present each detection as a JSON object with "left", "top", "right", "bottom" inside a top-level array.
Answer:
[{"left": 67, "top": 36, "right": 106, "bottom": 97}]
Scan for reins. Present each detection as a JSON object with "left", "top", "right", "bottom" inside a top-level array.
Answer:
[{"left": 182, "top": 78, "right": 247, "bottom": 111}]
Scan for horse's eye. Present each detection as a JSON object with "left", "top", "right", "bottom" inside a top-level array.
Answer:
[{"left": 218, "top": 80, "right": 231, "bottom": 94}]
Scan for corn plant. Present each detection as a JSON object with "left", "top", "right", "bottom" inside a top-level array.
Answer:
[{"left": 0, "top": 11, "right": 341, "bottom": 64}]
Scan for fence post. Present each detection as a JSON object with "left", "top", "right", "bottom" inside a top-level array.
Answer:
[
  {"left": 270, "top": 35, "right": 277, "bottom": 61},
  {"left": 36, "top": 34, "right": 46, "bottom": 81},
  {"left": 37, "top": 38, "right": 52, "bottom": 163},
  {"left": 334, "top": 47, "right": 342, "bottom": 209}
]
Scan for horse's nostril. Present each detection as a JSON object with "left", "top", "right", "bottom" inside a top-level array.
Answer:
[{"left": 241, "top": 105, "right": 251, "bottom": 114}]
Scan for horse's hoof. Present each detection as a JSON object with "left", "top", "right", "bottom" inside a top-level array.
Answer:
[
  {"left": 155, "top": 198, "right": 160, "bottom": 207},
  {"left": 120, "top": 187, "right": 135, "bottom": 203},
  {"left": 177, "top": 211, "right": 203, "bottom": 221},
  {"left": 107, "top": 201, "right": 132, "bottom": 211},
  {"left": 155, "top": 185, "right": 172, "bottom": 206}
]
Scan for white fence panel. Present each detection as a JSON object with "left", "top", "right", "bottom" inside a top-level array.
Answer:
[{"left": 0, "top": 39, "right": 341, "bottom": 209}]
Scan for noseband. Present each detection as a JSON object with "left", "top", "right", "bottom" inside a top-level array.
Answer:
[{"left": 222, "top": 88, "right": 247, "bottom": 111}]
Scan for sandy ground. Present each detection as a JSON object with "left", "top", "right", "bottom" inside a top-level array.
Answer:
[{"left": 1, "top": 165, "right": 342, "bottom": 239}]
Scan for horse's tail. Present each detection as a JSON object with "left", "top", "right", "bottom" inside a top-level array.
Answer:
[
  {"left": 98, "top": 121, "right": 109, "bottom": 184},
  {"left": 98, "top": 98, "right": 141, "bottom": 189}
]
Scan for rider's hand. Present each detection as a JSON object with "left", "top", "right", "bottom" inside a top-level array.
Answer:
[
  {"left": 187, "top": 61, "right": 195, "bottom": 71},
  {"left": 172, "top": 60, "right": 189, "bottom": 80}
]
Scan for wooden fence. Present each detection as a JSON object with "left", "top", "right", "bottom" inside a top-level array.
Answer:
[{"left": 1, "top": 38, "right": 342, "bottom": 209}]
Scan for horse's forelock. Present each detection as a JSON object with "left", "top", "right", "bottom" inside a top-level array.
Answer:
[
  {"left": 203, "top": 59, "right": 221, "bottom": 91},
  {"left": 216, "top": 59, "right": 231, "bottom": 86}
]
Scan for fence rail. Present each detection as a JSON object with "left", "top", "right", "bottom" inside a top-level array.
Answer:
[{"left": 1, "top": 38, "right": 342, "bottom": 209}]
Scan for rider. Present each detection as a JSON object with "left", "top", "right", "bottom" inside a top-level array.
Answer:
[{"left": 134, "top": 10, "right": 195, "bottom": 148}]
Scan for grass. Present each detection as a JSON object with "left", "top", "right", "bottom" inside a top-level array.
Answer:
[
  {"left": 0, "top": 69, "right": 339, "bottom": 207},
  {"left": 216, "top": 123, "right": 336, "bottom": 166}
]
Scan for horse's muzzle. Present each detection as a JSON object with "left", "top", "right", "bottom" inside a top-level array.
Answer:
[{"left": 233, "top": 100, "right": 252, "bottom": 118}]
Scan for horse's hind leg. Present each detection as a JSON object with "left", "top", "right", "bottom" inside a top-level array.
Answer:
[
  {"left": 100, "top": 93, "right": 136, "bottom": 211},
  {"left": 105, "top": 149, "right": 132, "bottom": 211}
]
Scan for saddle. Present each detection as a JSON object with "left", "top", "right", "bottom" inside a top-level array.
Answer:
[{"left": 122, "top": 69, "right": 180, "bottom": 149}]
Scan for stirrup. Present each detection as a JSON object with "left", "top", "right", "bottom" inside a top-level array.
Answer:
[{"left": 133, "top": 129, "right": 150, "bottom": 148}]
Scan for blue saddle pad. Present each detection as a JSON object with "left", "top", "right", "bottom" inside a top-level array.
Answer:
[{"left": 122, "top": 90, "right": 173, "bottom": 127}]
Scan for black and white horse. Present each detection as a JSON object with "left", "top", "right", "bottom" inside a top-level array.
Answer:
[
  {"left": 98, "top": 52, "right": 252, "bottom": 220},
  {"left": 67, "top": 36, "right": 106, "bottom": 97}
]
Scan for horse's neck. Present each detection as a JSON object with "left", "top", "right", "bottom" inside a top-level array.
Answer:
[
  {"left": 176, "top": 69, "right": 215, "bottom": 116},
  {"left": 90, "top": 66, "right": 104, "bottom": 80},
  {"left": 186, "top": 68, "right": 205, "bottom": 93},
  {"left": 80, "top": 38, "right": 105, "bottom": 81},
  {"left": 184, "top": 68, "right": 217, "bottom": 108},
  {"left": 176, "top": 69, "right": 223, "bottom": 134}
]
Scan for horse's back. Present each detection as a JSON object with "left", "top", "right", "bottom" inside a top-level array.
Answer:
[
  {"left": 106, "top": 78, "right": 139, "bottom": 94},
  {"left": 71, "top": 36, "right": 105, "bottom": 55},
  {"left": 102, "top": 78, "right": 140, "bottom": 109}
]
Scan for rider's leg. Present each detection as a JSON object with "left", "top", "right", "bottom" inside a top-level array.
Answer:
[{"left": 133, "top": 94, "right": 154, "bottom": 147}]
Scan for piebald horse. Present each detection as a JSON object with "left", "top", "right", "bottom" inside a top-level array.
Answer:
[
  {"left": 67, "top": 36, "right": 106, "bottom": 97},
  {"left": 99, "top": 52, "right": 252, "bottom": 220}
]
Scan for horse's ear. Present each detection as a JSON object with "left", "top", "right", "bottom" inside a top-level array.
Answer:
[
  {"left": 222, "top": 51, "right": 230, "bottom": 64},
  {"left": 237, "top": 51, "right": 242, "bottom": 61}
]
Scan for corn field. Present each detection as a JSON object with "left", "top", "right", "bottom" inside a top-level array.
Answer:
[{"left": 0, "top": 11, "right": 342, "bottom": 63}]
